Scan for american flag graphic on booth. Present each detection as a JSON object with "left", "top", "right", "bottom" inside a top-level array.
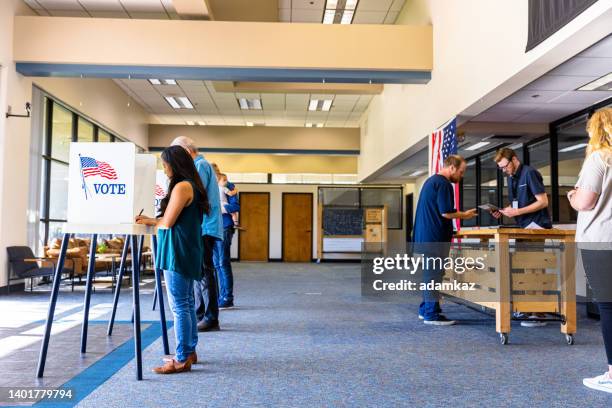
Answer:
[
  {"left": 79, "top": 156, "right": 118, "bottom": 180},
  {"left": 155, "top": 184, "right": 166, "bottom": 198},
  {"left": 430, "top": 118, "right": 460, "bottom": 231}
]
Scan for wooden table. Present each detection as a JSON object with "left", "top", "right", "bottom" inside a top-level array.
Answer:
[{"left": 443, "top": 228, "right": 576, "bottom": 345}]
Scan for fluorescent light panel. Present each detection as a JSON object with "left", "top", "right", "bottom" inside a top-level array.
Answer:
[
  {"left": 465, "top": 141, "right": 491, "bottom": 151},
  {"left": 186, "top": 120, "right": 195, "bottom": 125},
  {"left": 323, "top": 0, "right": 357, "bottom": 24},
  {"left": 308, "top": 99, "right": 334, "bottom": 111},
  {"left": 577, "top": 72, "right": 612, "bottom": 91},
  {"left": 150, "top": 78, "right": 176, "bottom": 85},
  {"left": 559, "top": 143, "right": 588, "bottom": 153},
  {"left": 149, "top": 78, "right": 161, "bottom": 85},
  {"left": 165, "top": 96, "right": 180, "bottom": 109},
  {"left": 197, "top": 121, "right": 206, "bottom": 126},
  {"left": 165, "top": 96, "right": 194, "bottom": 109},
  {"left": 408, "top": 169, "right": 426, "bottom": 177},
  {"left": 238, "top": 98, "right": 262, "bottom": 110},
  {"left": 305, "top": 123, "right": 324, "bottom": 128}
]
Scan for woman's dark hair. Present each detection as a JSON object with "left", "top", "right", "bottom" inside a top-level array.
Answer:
[{"left": 158, "top": 145, "right": 209, "bottom": 218}]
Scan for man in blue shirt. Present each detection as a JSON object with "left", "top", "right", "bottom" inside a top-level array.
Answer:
[
  {"left": 413, "top": 155, "right": 477, "bottom": 325},
  {"left": 492, "top": 147, "right": 552, "bottom": 229},
  {"left": 171, "top": 136, "right": 223, "bottom": 332},
  {"left": 493, "top": 147, "right": 552, "bottom": 328}
]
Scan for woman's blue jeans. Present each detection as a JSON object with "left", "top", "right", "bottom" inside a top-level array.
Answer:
[{"left": 163, "top": 270, "right": 198, "bottom": 362}]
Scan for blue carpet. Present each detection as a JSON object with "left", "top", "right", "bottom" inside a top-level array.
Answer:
[{"left": 67, "top": 263, "right": 612, "bottom": 407}]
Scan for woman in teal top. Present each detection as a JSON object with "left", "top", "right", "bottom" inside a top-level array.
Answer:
[{"left": 136, "top": 145, "right": 209, "bottom": 374}]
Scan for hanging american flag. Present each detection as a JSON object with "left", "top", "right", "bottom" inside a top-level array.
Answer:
[
  {"left": 79, "top": 156, "right": 118, "bottom": 180},
  {"left": 430, "top": 118, "right": 461, "bottom": 230}
]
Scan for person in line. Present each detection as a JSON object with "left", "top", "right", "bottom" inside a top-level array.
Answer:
[
  {"left": 220, "top": 174, "right": 241, "bottom": 228},
  {"left": 492, "top": 147, "right": 553, "bottom": 327},
  {"left": 136, "top": 145, "right": 209, "bottom": 374},
  {"left": 215, "top": 170, "right": 240, "bottom": 308},
  {"left": 413, "top": 155, "right": 477, "bottom": 325},
  {"left": 567, "top": 107, "right": 612, "bottom": 394},
  {"left": 171, "top": 136, "right": 223, "bottom": 332}
]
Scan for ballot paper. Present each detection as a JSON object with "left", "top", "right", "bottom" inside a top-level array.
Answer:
[
  {"left": 478, "top": 203, "right": 499, "bottom": 212},
  {"left": 525, "top": 222, "right": 544, "bottom": 229}
]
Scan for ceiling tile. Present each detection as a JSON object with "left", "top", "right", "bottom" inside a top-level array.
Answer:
[
  {"left": 578, "top": 35, "right": 612, "bottom": 58},
  {"left": 279, "top": 8, "right": 291, "bottom": 21},
  {"left": 126, "top": 11, "right": 168, "bottom": 19},
  {"left": 505, "top": 90, "right": 567, "bottom": 104},
  {"left": 24, "top": 0, "right": 44, "bottom": 9},
  {"left": 37, "top": 0, "right": 84, "bottom": 10},
  {"left": 80, "top": 0, "right": 123, "bottom": 11},
  {"left": 353, "top": 10, "right": 387, "bottom": 24},
  {"left": 390, "top": 0, "right": 406, "bottom": 12},
  {"left": 357, "top": 0, "right": 393, "bottom": 12},
  {"left": 120, "top": 0, "right": 164, "bottom": 12},
  {"left": 261, "top": 94, "right": 286, "bottom": 110},
  {"left": 292, "top": 0, "right": 325, "bottom": 9},
  {"left": 178, "top": 80, "right": 206, "bottom": 89},
  {"left": 524, "top": 75, "right": 598, "bottom": 91},
  {"left": 548, "top": 57, "right": 612, "bottom": 77},
  {"left": 279, "top": 0, "right": 292, "bottom": 8},
  {"left": 384, "top": 11, "right": 399, "bottom": 24},
  {"left": 89, "top": 10, "right": 129, "bottom": 17},
  {"left": 291, "top": 9, "right": 323, "bottom": 23},
  {"left": 547, "top": 91, "right": 612, "bottom": 105}
]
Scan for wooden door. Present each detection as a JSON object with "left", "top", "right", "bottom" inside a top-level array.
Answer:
[
  {"left": 282, "top": 193, "right": 313, "bottom": 262},
  {"left": 239, "top": 192, "right": 269, "bottom": 261}
]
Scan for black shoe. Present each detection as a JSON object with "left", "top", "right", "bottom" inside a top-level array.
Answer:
[
  {"left": 423, "top": 315, "right": 456, "bottom": 326},
  {"left": 197, "top": 320, "right": 220, "bottom": 332},
  {"left": 219, "top": 301, "right": 234, "bottom": 309}
]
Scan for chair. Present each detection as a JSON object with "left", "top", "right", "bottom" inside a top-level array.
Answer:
[{"left": 6, "top": 246, "right": 76, "bottom": 294}]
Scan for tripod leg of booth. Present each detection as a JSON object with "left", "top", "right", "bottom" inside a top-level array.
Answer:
[
  {"left": 107, "top": 235, "right": 130, "bottom": 336},
  {"left": 81, "top": 234, "right": 97, "bottom": 353},
  {"left": 151, "top": 235, "right": 170, "bottom": 355},
  {"left": 37, "top": 233, "right": 70, "bottom": 378},
  {"left": 131, "top": 235, "right": 143, "bottom": 380}
]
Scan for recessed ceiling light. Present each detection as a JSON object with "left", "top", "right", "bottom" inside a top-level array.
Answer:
[
  {"left": 177, "top": 96, "right": 194, "bottom": 109},
  {"left": 559, "top": 143, "right": 588, "bottom": 153},
  {"left": 321, "top": 99, "right": 333, "bottom": 111},
  {"left": 149, "top": 79, "right": 161, "bottom": 85},
  {"left": 323, "top": 9, "right": 335, "bottom": 24},
  {"left": 163, "top": 79, "right": 176, "bottom": 85},
  {"left": 308, "top": 100, "right": 318, "bottom": 111},
  {"left": 577, "top": 72, "right": 612, "bottom": 91},
  {"left": 197, "top": 121, "right": 206, "bottom": 126},
  {"left": 308, "top": 99, "right": 334, "bottom": 111},
  {"left": 326, "top": 0, "right": 338, "bottom": 8},
  {"left": 340, "top": 10, "right": 354, "bottom": 24},
  {"left": 246, "top": 121, "right": 254, "bottom": 127},
  {"left": 238, "top": 98, "right": 262, "bottom": 110},
  {"left": 465, "top": 141, "right": 491, "bottom": 151},
  {"left": 165, "top": 96, "right": 180, "bottom": 109},
  {"left": 408, "top": 169, "right": 426, "bottom": 177},
  {"left": 345, "top": 0, "right": 358, "bottom": 10},
  {"left": 186, "top": 121, "right": 195, "bottom": 125}
]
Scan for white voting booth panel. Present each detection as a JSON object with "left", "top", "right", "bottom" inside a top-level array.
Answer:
[
  {"left": 66, "top": 143, "right": 156, "bottom": 234},
  {"left": 155, "top": 169, "right": 169, "bottom": 214}
]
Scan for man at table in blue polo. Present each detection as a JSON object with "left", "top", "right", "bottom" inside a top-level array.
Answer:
[
  {"left": 413, "top": 155, "right": 477, "bottom": 326},
  {"left": 492, "top": 147, "right": 553, "bottom": 327}
]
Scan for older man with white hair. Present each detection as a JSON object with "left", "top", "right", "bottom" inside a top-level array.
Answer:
[{"left": 171, "top": 136, "right": 223, "bottom": 332}]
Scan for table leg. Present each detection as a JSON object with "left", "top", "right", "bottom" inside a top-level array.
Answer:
[
  {"left": 152, "top": 283, "right": 157, "bottom": 311},
  {"left": 107, "top": 235, "right": 130, "bottom": 336},
  {"left": 131, "top": 235, "right": 143, "bottom": 380},
  {"left": 494, "top": 234, "right": 511, "bottom": 336},
  {"left": 151, "top": 235, "right": 169, "bottom": 355},
  {"left": 37, "top": 233, "right": 70, "bottom": 378},
  {"left": 80, "top": 234, "right": 98, "bottom": 353},
  {"left": 560, "top": 237, "right": 577, "bottom": 335}
]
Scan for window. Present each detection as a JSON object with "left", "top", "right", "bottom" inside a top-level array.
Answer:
[
  {"left": 479, "top": 151, "right": 499, "bottom": 226},
  {"left": 462, "top": 159, "right": 477, "bottom": 227},
  {"left": 557, "top": 116, "right": 589, "bottom": 223},
  {"left": 37, "top": 97, "right": 120, "bottom": 252},
  {"left": 527, "top": 139, "right": 553, "bottom": 217},
  {"left": 319, "top": 187, "right": 360, "bottom": 207}
]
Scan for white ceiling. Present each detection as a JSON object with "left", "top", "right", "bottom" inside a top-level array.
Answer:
[
  {"left": 114, "top": 79, "right": 371, "bottom": 127},
  {"left": 473, "top": 34, "right": 612, "bottom": 123},
  {"left": 279, "top": 0, "right": 406, "bottom": 24},
  {"left": 24, "top": 0, "right": 406, "bottom": 23},
  {"left": 24, "top": 0, "right": 179, "bottom": 18}
]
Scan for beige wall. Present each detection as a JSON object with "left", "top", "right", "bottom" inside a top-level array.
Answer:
[
  {"left": 149, "top": 125, "right": 360, "bottom": 151},
  {"left": 203, "top": 153, "right": 357, "bottom": 174},
  {"left": 0, "top": 1, "right": 150, "bottom": 288},
  {"left": 360, "top": 0, "right": 612, "bottom": 181},
  {"left": 14, "top": 17, "right": 432, "bottom": 72}
]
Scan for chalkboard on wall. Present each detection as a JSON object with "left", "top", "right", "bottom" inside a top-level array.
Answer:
[{"left": 323, "top": 208, "right": 363, "bottom": 236}]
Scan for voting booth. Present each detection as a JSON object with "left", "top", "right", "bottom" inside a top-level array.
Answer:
[{"left": 37, "top": 142, "right": 168, "bottom": 381}]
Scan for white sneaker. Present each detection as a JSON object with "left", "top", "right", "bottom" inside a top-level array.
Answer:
[
  {"left": 423, "top": 315, "right": 456, "bottom": 326},
  {"left": 520, "top": 315, "right": 547, "bottom": 327},
  {"left": 583, "top": 372, "right": 612, "bottom": 394},
  {"left": 418, "top": 314, "right": 424, "bottom": 320}
]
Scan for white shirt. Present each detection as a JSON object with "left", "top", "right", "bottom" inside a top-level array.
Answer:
[{"left": 219, "top": 185, "right": 228, "bottom": 214}]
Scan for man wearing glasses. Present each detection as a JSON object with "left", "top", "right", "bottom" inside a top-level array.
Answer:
[
  {"left": 492, "top": 147, "right": 552, "bottom": 327},
  {"left": 492, "top": 147, "right": 552, "bottom": 229}
]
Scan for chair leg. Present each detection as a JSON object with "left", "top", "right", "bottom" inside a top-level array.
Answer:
[{"left": 31, "top": 278, "right": 33, "bottom": 292}]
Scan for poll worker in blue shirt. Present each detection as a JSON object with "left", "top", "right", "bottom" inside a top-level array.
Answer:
[
  {"left": 491, "top": 147, "right": 552, "bottom": 229},
  {"left": 171, "top": 136, "right": 224, "bottom": 332},
  {"left": 492, "top": 147, "right": 552, "bottom": 328},
  {"left": 413, "top": 155, "right": 477, "bottom": 325}
]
